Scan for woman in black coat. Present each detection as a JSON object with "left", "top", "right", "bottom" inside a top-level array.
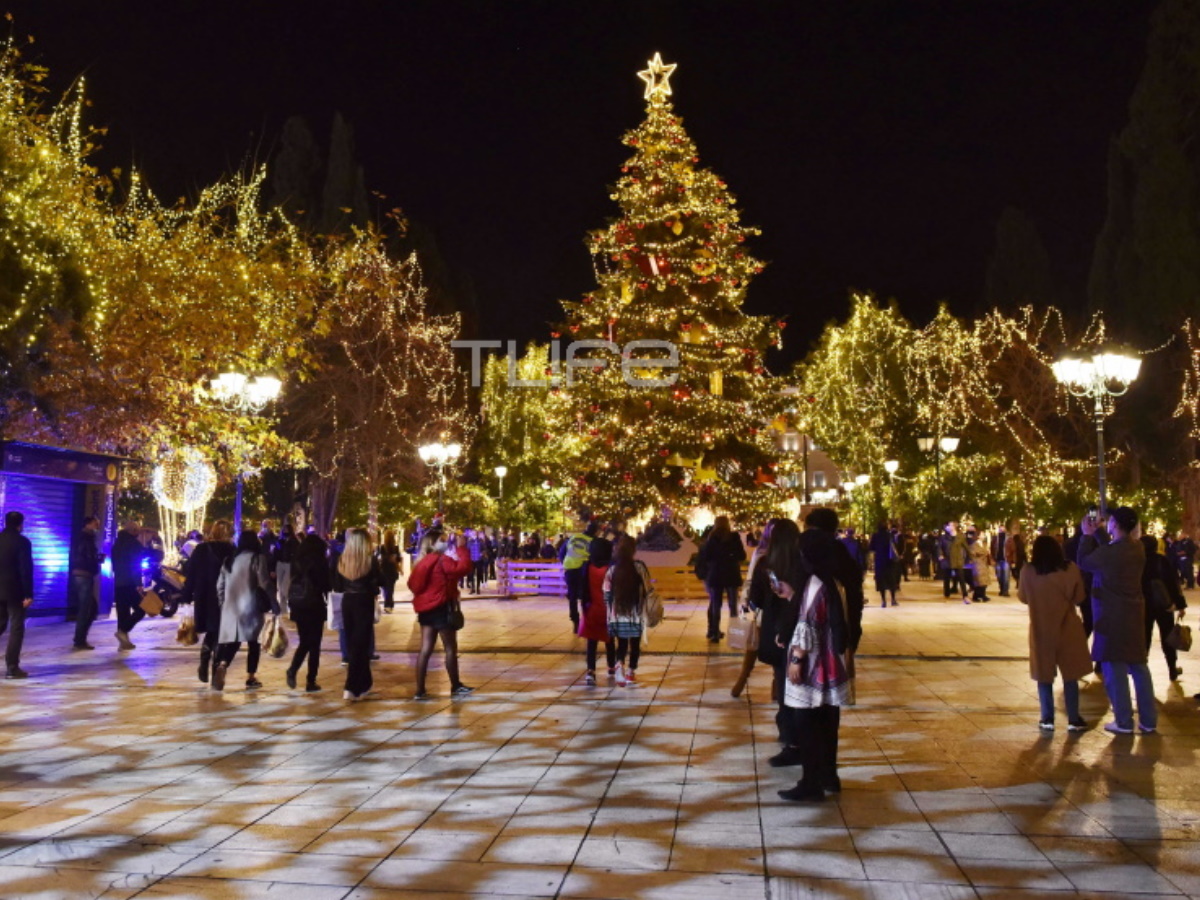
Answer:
[
  {"left": 180, "top": 519, "right": 234, "bottom": 684},
  {"left": 1140, "top": 534, "right": 1187, "bottom": 682},
  {"left": 697, "top": 516, "right": 748, "bottom": 642},
  {"left": 286, "top": 533, "right": 331, "bottom": 692}
]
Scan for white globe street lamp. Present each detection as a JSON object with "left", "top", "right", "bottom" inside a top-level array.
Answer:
[
  {"left": 207, "top": 369, "right": 282, "bottom": 537},
  {"left": 419, "top": 441, "right": 463, "bottom": 513},
  {"left": 494, "top": 465, "right": 508, "bottom": 499},
  {"left": 1052, "top": 350, "right": 1141, "bottom": 516}
]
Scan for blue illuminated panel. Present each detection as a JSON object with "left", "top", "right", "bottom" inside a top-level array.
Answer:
[{"left": 0, "top": 475, "right": 77, "bottom": 616}]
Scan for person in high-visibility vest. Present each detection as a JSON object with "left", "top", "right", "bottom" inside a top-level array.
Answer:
[{"left": 560, "top": 518, "right": 598, "bottom": 629}]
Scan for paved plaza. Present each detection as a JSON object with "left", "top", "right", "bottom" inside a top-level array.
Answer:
[{"left": 1, "top": 578, "right": 1199, "bottom": 899}]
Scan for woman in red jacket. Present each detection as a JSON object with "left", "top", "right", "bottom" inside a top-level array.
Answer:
[{"left": 407, "top": 528, "right": 474, "bottom": 699}]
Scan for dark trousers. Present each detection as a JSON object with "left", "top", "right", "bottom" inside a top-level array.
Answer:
[
  {"left": 381, "top": 578, "right": 397, "bottom": 610},
  {"left": 217, "top": 640, "right": 261, "bottom": 673},
  {"left": 774, "top": 661, "right": 796, "bottom": 746},
  {"left": 289, "top": 614, "right": 324, "bottom": 683},
  {"left": 616, "top": 636, "right": 641, "bottom": 669},
  {"left": 0, "top": 599, "right": 26, "bottom": 671},
  {"left": 1179, "top": 558, "right": 1195, "bottom": 590},
  {"left": 1146, "top": 607, "right": 1179, "bottom": 672},
  {"left": 565, "top": 566, "right": 585, "bottom": 622},
  {"left": 71, "top": 574, "right": 97, "bottom": 647},
  {"left": 114, "top": 584, "right": 145, "bottom": 634},
  {"left": 706, "top": 584, "right": 737, "bottom": 636},
  {"left": 793, "top": 705, "right": 841, "bottom": 790},
  {"left": 586, "top": 639, "right": 616, "bottom": 672},
  {"left": 1081, "top": 595, "right": 1094, "bottom": 637},
  {"left": 343, "top": 592, "right": 375, "bottom": 696},
  {"left": 473, "top": 559, "right": 489, "bottom": 593}
]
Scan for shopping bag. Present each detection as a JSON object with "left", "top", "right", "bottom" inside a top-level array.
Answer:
[
  {"left": 267, "top": 616, "right": 289, "bottom": 658},
  {"left": 260, "top": 614, "right": 277, "bottom": 651},
  {"left": 175, "top": 609, "right": 198, "bottom": 646},
  {"left": 727, "top": 612, "right": 760, "bottom": 652},
  {"left": 328, "top": 592, "right": 344, "bottom": 631},
  {"left": 139, "top": 589, "right": 164, "bottom": 617}
]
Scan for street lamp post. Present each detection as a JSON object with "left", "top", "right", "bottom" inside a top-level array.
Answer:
[
  {"left": 494, "top": 465, "right": 508, "bottom": 500},
  {"left": 1052, "top": 351, "right": 1141, "bottom": 517},
  {"left": 208, "top": 370, "right": 282, "bottom": 538},
  {"left": 884, "top": 459, "right": 899, "bottom": 524},
  {"left": 917, "top": 434, "right": 960, "bottom": 478},
  {"left": 419, "top": 442, "right": 462, "bottom": 514}
]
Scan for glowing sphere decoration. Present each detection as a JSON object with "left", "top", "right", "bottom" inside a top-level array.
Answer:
[{"left": 151, "top": 448, "right": 217, "bottom": 512}]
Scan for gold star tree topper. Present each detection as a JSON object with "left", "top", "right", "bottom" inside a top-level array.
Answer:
[{"left": 638, "top": 52, "right": 677, "bottom": 100}]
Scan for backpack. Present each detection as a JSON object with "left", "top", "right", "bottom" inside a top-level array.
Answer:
[{"left": 637, "top": 560, "right": 664, "bottom": 628}]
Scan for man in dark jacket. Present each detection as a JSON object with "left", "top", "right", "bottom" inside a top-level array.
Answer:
[
  {"left": 0, "top": 511, "right": 34, "bottom": 678},
  {"left": 111, "top": 519, "right": 149, "bottom": 651},
  {"left": 1078, "top": 506, "right": 1155, "bottom": 735},
  {"left": 70, "top": 516, "right": 103, "bottom": 650}
]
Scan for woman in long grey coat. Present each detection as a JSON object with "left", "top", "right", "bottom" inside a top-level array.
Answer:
[
  {"left": 1018, "top": 535, "right": 1091, "bottom": 731},
  {"left": 213, "top": 531, "right": 270, "bottom": 692}
]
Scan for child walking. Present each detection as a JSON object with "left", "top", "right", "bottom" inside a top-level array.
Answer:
[{"left": 606, "top": 535, "right": 646, "bottom": 687}]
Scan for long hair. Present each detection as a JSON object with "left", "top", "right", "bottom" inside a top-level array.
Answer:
[
  {"left": 1031, "top": 534, "right": 1067, "bottom": 575},
  {"left": 763, "top": 518, "right": 805, "bottom": 588},
  {"left": 338, "top": 528, "right": 373, "bottom": 581},
  {"left": 206, "top": 519, "right": 232, "bottom": 543},
  {"left": 224, "top": 531, "right": 261, "bottom": 571},
  {"left": 610, "top": 535, "right": 641, "bottom": 616},
  {"left": 417, "top": 529, "right": 444, "bottom": 560},
  {"left": 383, "top": 529, "right": 398, "bottom": 551},
  {"left": 295, "top": 533, "right": 328, "bottom": 576}
]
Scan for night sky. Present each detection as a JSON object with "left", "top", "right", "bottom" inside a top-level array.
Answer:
[{"left": 9, "top": 1, "right": 1155, "bottom": 365}]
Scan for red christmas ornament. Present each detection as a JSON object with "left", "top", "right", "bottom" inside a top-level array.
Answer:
[
  {"left": 542, "top": 433, "right": 551, "bottom": 440},
  {"left": 623, "top": 472, "right": 634, "bottom": 482},
  {"left": 681, "top": 322, "right": 692, "bottom": 331},
  {"left": 590, "top": 404, "right": 600, "bottom": 413},
  {"left": 550, "top": 331, "right": 561, "bottom": 339},
  {"left": 644, "top": 400, "right": 653, "bottom": 408},
  {"left": 639, "top": 282, "right": 649, "bottom": 289},
  {"left": 777, "top": 321, "right": 787, "bottom": 329}
]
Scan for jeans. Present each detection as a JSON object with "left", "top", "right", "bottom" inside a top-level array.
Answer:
[
  {"left": 71, "top": 574, "right": 97, "bottom": 647},
  {"left": 1101, "top": 661, "right": 1156, "bottom": 731},
  {"left": 995, "top": 561, "right": 1010, "bottom": 595},
  {"left": 473, "top": 559, "right": 489, "bottom": 593},
  {"left": 706, "top": 584, "right": 737, "bottom": 637},
  {"left": 342, "top": 592, "right": 375, "bottom": 696},
  {"left": 1037, "top": 679, "right": 1080, "bottom": 722},
  {"left": 381, "top": 578, "right": 396, "bottom": 610},
  {"left": 0, "top": 599, "right": 26, "bottom": 671},
  {"left": 114, "top": 585, "right": 145, "bottom": 634}
]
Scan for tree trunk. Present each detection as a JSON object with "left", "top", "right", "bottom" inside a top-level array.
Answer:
[
  {"left": 311, "top": 469, "right": 342, "bottom": 538},
  {"left": 1179, "top": 461, "right": 1200, "bottom": 537},
  {"left": 367, "top": 492, "right": 379, "bottom": 536}
]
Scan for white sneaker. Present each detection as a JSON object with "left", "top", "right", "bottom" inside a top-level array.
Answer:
[
  {"left": 343, "top": 690, "right": 356, "bottom": 702},
  {"left": 615, "top": 663, "right": 627, "bottom": 687}
]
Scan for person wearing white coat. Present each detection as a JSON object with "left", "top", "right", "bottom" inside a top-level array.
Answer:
[{"left": 213, "top": 532, "right": 271, "bottom": 692}]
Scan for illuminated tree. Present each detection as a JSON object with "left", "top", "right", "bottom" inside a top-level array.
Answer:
[
  {"left": 546, "top": 54, "right": 785, "bottom": 523},
  {"left": 800, "top": 293, "right": 915, "bottom": 476},
  {"left": 283, "top": 227, "right": 471, "bottom": 534}
]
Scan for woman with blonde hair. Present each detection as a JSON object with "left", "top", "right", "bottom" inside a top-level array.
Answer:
[
  {"left": 407, "top": 528, "right": 473, "bottom": 699},
  {"left": 332, "top": 528, "right": 382, "bottom": 701}
]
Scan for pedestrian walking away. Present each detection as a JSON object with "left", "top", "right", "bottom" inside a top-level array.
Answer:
[
  {"left": 696, "top": 515, "right": 747, "bottom": 642},
  {"left": 179, "top": 519, "right": 234, "bottom": 683},
  {"left": 213, "top": 531, "right": 271, "bottom": 693},
  {"left": 334, "top": 528, "right": 383, "bottom": 702},
  {"left": 0, "top": 511, "right": 34, "bottom": 679},
  {"left": 69, "top": 516, "right": 103, "bottom": 651}
]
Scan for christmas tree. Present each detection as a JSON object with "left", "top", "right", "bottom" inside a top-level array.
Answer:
[{"left": 547, "top": 54, "right": 785, "bottom": 523}]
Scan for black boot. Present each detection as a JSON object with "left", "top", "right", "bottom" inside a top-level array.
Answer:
[{"left": 198, "top": 645, "right": 212, "bottom": 684}]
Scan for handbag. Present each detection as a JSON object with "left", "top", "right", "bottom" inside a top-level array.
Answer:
[
  {"left": 1167, "top": 619, "right": 1193, "bottom": 652},
  {"left": 139, "top": 589, "right": 164, "bottom": 616},
  {"left": 260, "top": 614, "right": 277, "bottom": 651},
  {"left": 727, "top": 611, "right": 760, "bottom": 652},
  {"left": 175, "top": 609, "right": 198, "bottom": 645},
  {"left": 449, "top": 600, "right": 465, "bottom": 631}
]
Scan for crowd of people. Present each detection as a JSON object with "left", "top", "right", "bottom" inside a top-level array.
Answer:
[{"left": 0, "top": 498, "right": 1194, "bottom": 802}]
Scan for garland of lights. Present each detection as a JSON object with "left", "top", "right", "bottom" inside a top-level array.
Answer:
[{"left": 540, "top": 54, "right": 787, "bottom": 525}]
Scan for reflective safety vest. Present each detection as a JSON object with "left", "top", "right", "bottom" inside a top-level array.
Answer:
[{"left": 562, "top": 532, "right": 591, "bottom": 570}]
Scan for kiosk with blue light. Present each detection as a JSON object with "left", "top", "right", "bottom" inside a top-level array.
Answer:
[{"left": 0, "top": 442, "right": 130, "bottom": 619}]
